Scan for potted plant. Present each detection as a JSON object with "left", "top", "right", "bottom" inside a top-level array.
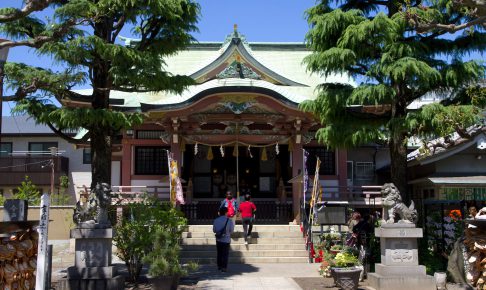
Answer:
[
  {"left": 330, "top": 251, "right": 362, "bottom": 290},
  {"left": 330, "top": 244, "right": 344, "bottom": 255},
  {"left": 143, "top": 228, "right": 198, "bottom": 290}
]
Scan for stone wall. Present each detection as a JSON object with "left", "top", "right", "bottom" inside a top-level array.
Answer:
[{"left": 0, "top": 206, "right": 74, "bottom": 240}]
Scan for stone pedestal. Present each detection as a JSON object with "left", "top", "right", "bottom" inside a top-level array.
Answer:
[
  {"left": 57, "top": 227, "right": 125, "bottom": 290},
  {"left": 368, "top": 223, "right": 435, "bottom": 290}
]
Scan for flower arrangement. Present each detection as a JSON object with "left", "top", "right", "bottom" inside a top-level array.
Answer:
[
  {"left": 449, "top": 209, "right": 462, "bottom": 220},
  {"left": 318, "top": 251, "right": 336, "bottom": 277},
  {"left": 318, "top": 248, "right": 360, "bottom": 277},
  {"left": 334, "top": 251, "right": 360, "bottom": 268},
  {"left": 426, "top": 210, "right": 463, "bottom": 255}
]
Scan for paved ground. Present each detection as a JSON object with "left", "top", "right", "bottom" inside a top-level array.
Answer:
[
  {"left": 185, "top": 263, "right": 322, "bottom": 290},
  {"left": 50, "top": 240, "right": 471, "bottom": 290},
  {"left": 50, "top": 240, "right": 324, "bottom": 290}
]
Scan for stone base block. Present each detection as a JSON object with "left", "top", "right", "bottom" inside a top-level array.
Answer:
[
  {"left": 56, "top": 275, "right": 124, "bottom": 290},
  {"left": 374, "top": 263, "right": 426, "bottom": 276},
  {"left": 368, "top": 273, "right": 435, "bottom": 290},
  {"left": 67, "top": 266, "right": 117, "bottom": 279}
]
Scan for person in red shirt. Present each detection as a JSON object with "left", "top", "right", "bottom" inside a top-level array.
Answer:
[{"left": 238, "top": 194, "right": 256, "bottom": 245}]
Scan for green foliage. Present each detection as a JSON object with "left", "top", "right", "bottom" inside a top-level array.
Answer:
[
  {"left": 303, "top": 0, "right": 485, "bottom": 195},
  {"left": 142, "top": 229, "right": 198, "bottom": 278},
  {"left": 113, "top": 196, "right": 187, "bottom": 282},
  {"left": 0, "top": 195, "right": 6, "bottom": 206},
  {"left": 334, "top": 251, "right": 360, "bottom": 267},
  {"left": 51, "top": 175, "right": 71, "bottom": 205},
  {"left": 13, "top": 176, "right": 41, "bottom": 206},
  {"left": 418, "top": 239, "right": 447, "bottom": 275},
  {"left": 0, "top": 0, "right": 200, "bottom": 187}
]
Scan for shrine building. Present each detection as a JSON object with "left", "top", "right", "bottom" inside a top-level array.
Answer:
[{"left": 68, "top": 27, "right": 384, "bottom": 223}]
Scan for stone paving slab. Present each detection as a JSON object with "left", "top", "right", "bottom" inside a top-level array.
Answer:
[{"left": 185, "top": 263, "right": 320, "bottom": 290}]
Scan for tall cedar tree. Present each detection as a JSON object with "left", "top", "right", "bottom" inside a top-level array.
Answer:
[
  {"left": 302, "top": 0, "right": 485, "bottom": 200},
  {"left": 0, "top": 0, "right": 199, "bottom": 189}
]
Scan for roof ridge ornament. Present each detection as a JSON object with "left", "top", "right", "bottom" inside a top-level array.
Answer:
[{"left": 222, "top": 24, "right": 249, "bottom": 48}]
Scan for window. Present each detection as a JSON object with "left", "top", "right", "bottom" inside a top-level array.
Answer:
[
  {"left": 346, "top": 161, "right": 354, "bottom": 182},
  {"left": 134, "top": 146, "right": 169, "bottom": 175},
  {"left": 0, "top": 143, "right": 12, "bottom": 156},
  {"left": 83, "top": 148, "right": 91, "bottom": 164},
  {"left": 304, "top": 147, "right": 336, "bottom": 175},
  {"left": 355, "top": 162, "right": 375, "bottom": 180},
  {"left": 28, "top": 142, "right": 58, "bottom": 154}
]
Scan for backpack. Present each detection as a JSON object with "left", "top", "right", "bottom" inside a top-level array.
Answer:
[
  {"left": 215, "top": 218, "right": 229, "bottom": 239},
  {"left": 226, "top": 199, "right": 235, "bottom": 217}
]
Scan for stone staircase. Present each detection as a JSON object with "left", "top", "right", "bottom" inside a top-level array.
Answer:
[{"left": 180, "top": 224, "right": 309, "bottom": 264}]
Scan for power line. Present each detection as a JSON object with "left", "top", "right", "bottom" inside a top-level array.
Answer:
[{"left": 0, "top": 159, "right": 51, "bottom": 169}]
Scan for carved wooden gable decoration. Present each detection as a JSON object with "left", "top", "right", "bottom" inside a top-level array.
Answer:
[{"left": 190, "top": 27, "right": 305, "bottom": 86}]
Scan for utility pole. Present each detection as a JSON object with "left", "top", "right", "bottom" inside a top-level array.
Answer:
[
  {"left": 35, "top": 147, "right": 57, "bottom": 290},
  {"left": 0, "top": 40, "right": 10, "bottom": 149}
]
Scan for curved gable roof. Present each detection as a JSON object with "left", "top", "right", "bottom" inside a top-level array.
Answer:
[{"left": 189, "top": 29, "right": 307, "bottom": 87}]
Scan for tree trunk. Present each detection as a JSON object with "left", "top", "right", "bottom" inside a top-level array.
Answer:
[
  {"left": 90, "top": 17, "right": 113, "bottom": 189},
  {"left": 90, "top": 127, "right": 112, "bottom": 189},
  {"left": 389, "top": 90, "right": 409, "bottom": 203},
  {"left": 389, "top": 134, "right": 409, "bottom": 203}
]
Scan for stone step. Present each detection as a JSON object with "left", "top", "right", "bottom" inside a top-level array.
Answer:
[
  {"left": 182, "top": 231, "right": 302, "bottom": 239},
  {"left": 181, "top": 237, "right": 304, "bottom": 245},
  {"left": 180, "top": 249, "right": 308, "bottom": 258},
  {"left": 186, "top": 225, "right": 302, "bottom": 233},
  {"left": 182, "top": 243, "right": 305, "bottom": 251},
  {"left": 180, "top": 256, "right": 309, "bottom": 264}
]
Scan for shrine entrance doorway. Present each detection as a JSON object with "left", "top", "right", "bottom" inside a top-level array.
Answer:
[{"left": 182, "top": 145, "right": 291, "bottom": 200}]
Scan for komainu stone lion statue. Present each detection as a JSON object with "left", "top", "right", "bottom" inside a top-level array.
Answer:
[
  {"left": 382, "top": 183, "right": 418, "bottom": 224},
  {"left": 73, "top": 182, "right": 112, "bottom": 227}
]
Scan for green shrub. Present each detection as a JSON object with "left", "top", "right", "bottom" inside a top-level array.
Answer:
[
  {"left": 113, "top": 196, "right": 187, "bottom": 282},
  {"left": 13, "top": 176, "right": 41, "bottom": 205},
  {"left": 51, "top": 175, "right": 71, "bottom": 205}
]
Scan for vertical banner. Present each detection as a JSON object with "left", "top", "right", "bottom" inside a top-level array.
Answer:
[
  {"left": 303, "top": 149, "right": 309, "bottom": 203},
  {"left": 167, "top": 151, "right": 185, "bottom": 206},
  {"left": 309, "top": 158, "right": 321, "bottom": 225}
]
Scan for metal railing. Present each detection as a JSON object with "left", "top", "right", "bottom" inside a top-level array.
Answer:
[
  {"left": 180, "top": 200, "right": 293, "bottom": 225},
  {"left": 0, "top": 156, "right": 68, "bottom": 185}
]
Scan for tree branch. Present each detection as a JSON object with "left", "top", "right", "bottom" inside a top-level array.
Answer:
[
  {"left": 111, "top": 14, "right": 126, "bottom": 43},
  {"left": 46, "top": 122, "right": 90, "bottom": 145},
  {"left": 0, "top": 0, "right": 55, "bottom": 23},
  {"left": 0, "top": 19, "right": 77, "bottom": 49},
  {"left": 415, "top": 15, "right": 486, "bottom": 33}
]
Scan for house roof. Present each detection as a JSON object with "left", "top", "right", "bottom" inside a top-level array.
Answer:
[
  {"left": 1, "top": 115, "right": 78, "bottom": 136},
  {"left": 407, "top": 125, "right": 486, "bottom": 166},
  {"left": 2, "top": 115, "right": 55, "bottom": 135},
  {"left": 409, "top": 175, "right": 486, "bottom": 185},
  {"left": 69, "top": 28, "right": 355, "bottom": 111}
]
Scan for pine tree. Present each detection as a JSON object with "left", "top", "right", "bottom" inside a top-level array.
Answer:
[
  {"left": 302, "top": 0, "right": 485, "bottom": 200},
  {"left": 0, "top": 1, "right": 200, "bottom": 189}
]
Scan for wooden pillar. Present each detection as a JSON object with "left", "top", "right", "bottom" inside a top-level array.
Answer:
[
  {"left": 292, "top": 142, "right": 303, "bottom": 222},
  {"left": 121, "top": 139, "right": 131, "bottom": 187},
  {"left": 337, "top": 149, "right": 348, "bottom": 188}
]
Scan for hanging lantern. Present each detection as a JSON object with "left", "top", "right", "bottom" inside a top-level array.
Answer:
[
  {"left": 233, "top": 143, "right": 238, "bottom": 157},
  {"left": 194, "top": 143, "right": 198, "bottom": 155},
  {"left": 261, "top": 147, "right": 268, "bottom": 161},
  {"left": 288, "top": 138, "right": 294, "bottom": 151},
  {"left": 276, "top": 142, "right": 280, "bottom": 155},
  {"left": 220, "top": 145, "right": 225, "bottom": 157},
  {"left": 248, "top": 145, "right": 253, "bottom": 158},
  {"left": 180, "top": 138, "right": 186, "bottom": 152},
  {"left": 207, "top": 146, "right": 214, "bottom": 160}
]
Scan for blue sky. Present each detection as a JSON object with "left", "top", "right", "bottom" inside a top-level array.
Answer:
[{"left": 1, "top": 0, "right": 314, "bottom": 115}]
